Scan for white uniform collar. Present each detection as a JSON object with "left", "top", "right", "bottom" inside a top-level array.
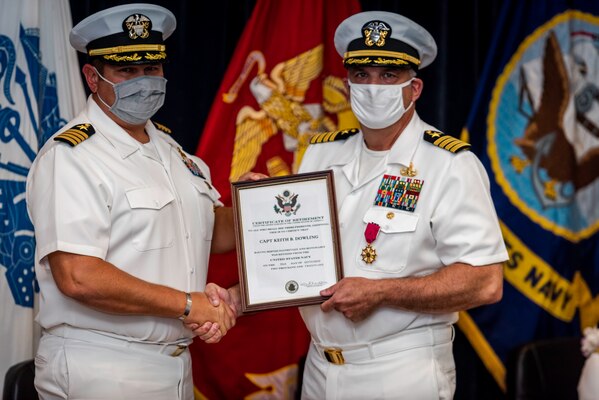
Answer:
[
  {"left": 334, "top": 111, "right": 424, "bottom": 168},
  {"left": 386, "top": 111, "right": 423, "bottom": 168},
  {"left": 146, "top": 123, "right": 178, "bottom": 165}
]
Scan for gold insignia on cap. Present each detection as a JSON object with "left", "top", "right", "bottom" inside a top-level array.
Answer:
[
  {"left": 54, "top": 123, "right": 96, "bottom": 147},
  {"left": 103, "top": 53, "right": 142, "bottom": 62},
  {"left": 123, "top": 13, "right": 151, "bottom": 40},
  {"left": 363, "top": 21, "right": 390, "bottom": 47},
  {"left": 145, "top": 52, "right": 167, "bottom": 61},
  {"left": 344, "top": 50, "right": 419, "bottom": 67}
]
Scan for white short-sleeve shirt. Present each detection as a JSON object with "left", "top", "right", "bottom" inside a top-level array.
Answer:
[
  {"left": 26, "top": 97, "right": 222, "bottom": 343},
  {"left": 298, "top": 112, "right": 508, "bottom": 346}
]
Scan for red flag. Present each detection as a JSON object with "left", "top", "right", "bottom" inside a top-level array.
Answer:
[{"left": 193, "top": 0, "right": 360, "bottom": 398}]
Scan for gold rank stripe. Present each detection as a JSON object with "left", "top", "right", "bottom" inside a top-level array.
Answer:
[
  {"left": 310, "top": 132, "right": 329, "bottom": 144},
  {"left": 66, "top": 130, "right": 88, "bottom": 140},
  {"left": 54, "top": 124, "right": 95, "bottom": 147},
  {"left": 310, "top": 131, "right": 334, "bottom": 144},
  {"left": 309, "top": 128, "right": 359, "bottom": 144},
  {"left": 323, "top": 131, "right": 337, "bottom": 142},
  {"left": 424, "top": 130, "right": 471, "bottom": 153},
  {"left": 433, "top": 136, "right": 469, "bottom": 153},
  {"left": 55, "top": 131, "right": 89, "bottom": 146}
]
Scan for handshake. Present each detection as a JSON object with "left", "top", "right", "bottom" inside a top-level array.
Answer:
[
  {"left": 178, "top": 171, "right": 267, "bottom": 343},
  {"left": 181, "top": 283, "right": 241, "bottom": 343}
]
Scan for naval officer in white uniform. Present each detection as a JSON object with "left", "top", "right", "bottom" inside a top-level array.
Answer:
[
  {"left": 27, "top": 4, "right": 237, "bottom": 399},
  {"left": 297, "top": 11, "right": 509, "bottom": 400}
]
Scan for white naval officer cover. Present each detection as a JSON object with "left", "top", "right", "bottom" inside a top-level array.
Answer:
[{"left": 0, "top": 0, "right": 85, "bottom": 389}]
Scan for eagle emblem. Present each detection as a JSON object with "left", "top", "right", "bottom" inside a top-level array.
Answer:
[
  {"left": 123, "top": 13, "right": 151, "bottom": 39},
  {"left": 363, "top": 21, "right": 390, "bottom": 47},
  {"left": 274, "top": 190, "right": 300, "bottom": 216},
  {"left": 514, "top": 30, "right": 599, "bottom": 206},
  {"left": 223, "top": 45, "right": 358, "bottom": 182},
  {"left": 488, "top": 11, "right": 599, "bottom": 241}
]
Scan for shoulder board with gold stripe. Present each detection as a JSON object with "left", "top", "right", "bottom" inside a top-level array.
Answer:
[
  {"left": 53, "top": 123, "right": 95, "bottom": 147},
  {"left": 153, "top": 121, "right": 172, "bottom": 134},
  {"left": 309, "top": 128, "right": 359, "bottom": 144},
  {"left": 423, "top": 130, "right": 471, "bottom": 153}
]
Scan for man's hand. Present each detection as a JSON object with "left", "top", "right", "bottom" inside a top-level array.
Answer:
[
  {"left": 186, "top": 321, "right": 223, "bottom": 344},
  {"left": 237, "top": 172, "right": 269, "bottom": 181},
  {"left": 204, "top": 283, "right": 242, "bottom": 317},
  {"left": 320, "top": 277, "right": 382, "bottom": 322},
  {"left": 186, "top": 291, "right": 236, "bottom": 336},
  {"left": 186, "top": 283, "right": 241, "bottom": 343}
]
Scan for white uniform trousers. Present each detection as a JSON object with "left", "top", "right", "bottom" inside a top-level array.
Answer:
[
  {"left": 301, "top": 325, "right": 456, "bottom": 400},
  {"left": 34, "top": 326, "right": 193, "bottom": 400}
]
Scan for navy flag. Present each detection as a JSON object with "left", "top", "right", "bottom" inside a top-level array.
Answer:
[{"left": 458, "top": 0, "right": 599, "bottom": 392}]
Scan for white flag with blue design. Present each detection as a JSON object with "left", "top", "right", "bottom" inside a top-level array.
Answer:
[{"left": 0, "top": 0, "right": 85, "bottom": 388}]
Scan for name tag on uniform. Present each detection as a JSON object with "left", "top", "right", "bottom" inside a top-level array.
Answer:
[{"left": 373, "top": 174, "right": 424, "bottom": 212}]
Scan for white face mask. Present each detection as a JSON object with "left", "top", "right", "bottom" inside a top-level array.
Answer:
[
  {"left": 94, "top": 67, "right": 167, "bottom": 125},
  {"left": 349, "top": 79, "right": 414, "bottom": 129}
]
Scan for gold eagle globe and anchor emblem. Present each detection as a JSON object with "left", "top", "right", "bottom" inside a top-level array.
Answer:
[
  {"left": 222, "top": 45, "right": 358, "bottom": 182},
  {"left": 123, "top": 13, "right": 151, "bottom": 39},
  {"left": 363, "top": 21, "right": 390, "bottom": 47}
]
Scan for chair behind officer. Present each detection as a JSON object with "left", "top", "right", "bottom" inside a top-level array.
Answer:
[{"left": 3, "top": 359, "right": 37, "bottom": 400}]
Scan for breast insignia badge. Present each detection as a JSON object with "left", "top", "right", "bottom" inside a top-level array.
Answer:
[
  {"left": 374, "top": 174, "right": 423, "bottom": 212},
  {"left": 177, "top": 147, "right": 206, "bottom": 179},
  {"left": 400, "top": 161, "right": 417, "bottom": 177}
]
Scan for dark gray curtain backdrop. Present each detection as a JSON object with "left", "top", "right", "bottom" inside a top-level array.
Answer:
[{"left": 69, "top": 1, "right": 505, "bottom": 399}]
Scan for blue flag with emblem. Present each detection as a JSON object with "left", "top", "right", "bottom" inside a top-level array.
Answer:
[
  {"left": 457, "top": 0, "right": 599, "bottom": 392},
  {"left": 0, "top": 0, "right": 85, "bottom": 388}
]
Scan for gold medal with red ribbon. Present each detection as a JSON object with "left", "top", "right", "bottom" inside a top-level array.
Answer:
[{"left": 361, "top": 222, "right": 381, "bottom": 264}]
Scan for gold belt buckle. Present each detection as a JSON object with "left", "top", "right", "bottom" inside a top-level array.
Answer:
[
  {"left": 170, "top": 345, "right": 187, "bottom": 357},
  {"left": 324, "top": 347, "right": 345, "bottom": 365}
]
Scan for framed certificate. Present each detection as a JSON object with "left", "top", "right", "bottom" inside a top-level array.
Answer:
[{"left": 231, "top": 170, "right": 343, "bottom": 313}]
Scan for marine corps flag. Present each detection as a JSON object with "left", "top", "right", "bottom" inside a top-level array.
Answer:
[
  {"left": 193, "top": 0, "right": 360, "bottom": 398},
  {"left": 458, "top": 0, "right": 599, "bottom": 393},
  {"left": 0, "top": 0, "right": 85, "bottom": 389}
]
